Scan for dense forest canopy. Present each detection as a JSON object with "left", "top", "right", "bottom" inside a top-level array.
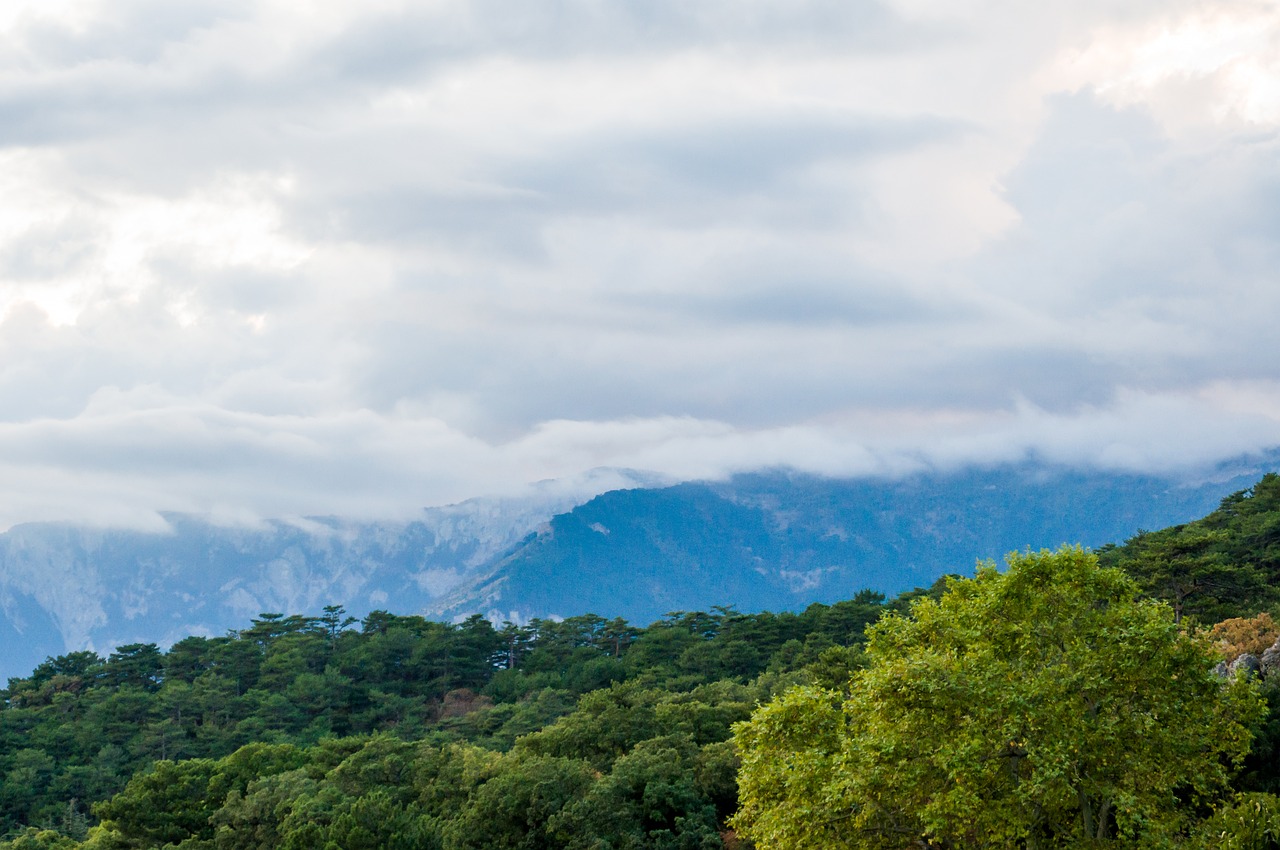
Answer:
[
  {"left": 3, "top": 473, "right": 1280, "bottom": 848},
  {"left": 0, "top": 592, "right": 890, "bottom": 847}
]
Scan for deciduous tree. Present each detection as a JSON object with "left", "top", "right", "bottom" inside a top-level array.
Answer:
[{"left": 733, "top": 547, "right": 1264, "bottom": 849}]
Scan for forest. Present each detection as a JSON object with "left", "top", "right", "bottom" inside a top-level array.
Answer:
[{"left": 2, "top": 473, "right": 1280, "bottom": 848}]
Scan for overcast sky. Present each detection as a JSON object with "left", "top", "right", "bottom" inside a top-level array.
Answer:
[{"left": 0, "top": 0, "right": 1277, "bottom": 528}]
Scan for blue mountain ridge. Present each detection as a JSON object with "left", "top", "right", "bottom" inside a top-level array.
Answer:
[
  {"left": 1, "top": 454, "right": 1277, "bottom": 682},
  {"left": 424, "top": 458, "right": 1280, "bottom": 624}
]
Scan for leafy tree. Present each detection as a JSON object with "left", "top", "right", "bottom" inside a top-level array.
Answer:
[
  {"left": 1192, "top": 792, "right": 1280, "bottom": 849},
  {"left": 1099, "top": 474, "right": 1280, "bottom": 624},
  {"left": 91, "top": 758, "right": 220, "bottom": 846},
  {"left": 550, "top": 736, "right": 721, "bottom": 850},
  {"left": 100, "top": 646, "right": 163, "bottom": 693},
  {"left": 1100, "top": 525, "right": 1255, "bottom": 624},
  {"left": 1236, "top": 680, "right": 1280, "bottom": 797},
  {"left": 319, "top": 605, "right": 357, "bottom": 647},
  {"left": 444, "top": 754, "right": 594, "bottom": 850},
  {"left": 515, "top": 683, "right": 662, "bottom": 771},
  {"left": 733, "top": 547, "right": 1266, "bottom": 849},
  {"left": 0, "top": 828, "right": 80, "bottom": 849}
]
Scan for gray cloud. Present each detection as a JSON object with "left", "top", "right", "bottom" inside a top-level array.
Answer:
[
  {"left": 311, "top": 0, "right": 913, "bottom": 71},
  {"left": 0, "top": 217, "right": 99, "bottom": 281},
  {"left": 0, "top": 0, "right": 1276, "bottom": 527}
]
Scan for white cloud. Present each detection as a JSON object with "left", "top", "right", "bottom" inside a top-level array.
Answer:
[
  {"left": 0, "top": 379, "right": 1273, "bottom": 531},
  {"left": 0, "top": 0, "right": 1275, "bottom": 527}
]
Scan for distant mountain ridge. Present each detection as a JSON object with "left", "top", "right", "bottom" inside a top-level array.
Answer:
[
  {"left": 1, "top": 455, "right": 1277, "bottom": 682},
  {"left": 424, "top": 459, "right": 1280, "bottom": 624},
  {"left": 0, "top": 472, "right": 659, "bottom": 682}
]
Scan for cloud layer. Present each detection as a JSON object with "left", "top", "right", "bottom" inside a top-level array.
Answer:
[{"left": 0, "top": 0, "right": 1278, "bottom": 528}]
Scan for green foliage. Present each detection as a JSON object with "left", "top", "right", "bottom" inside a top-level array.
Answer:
[
  {"left": 444, "top": 754, "right": 593, "bottom": 849},
  {"left": 1099, "top": 473, "right": 1280, "bottom": 623},
  {"left": 1237, "top": 682, "right": 1280, "bottom": 796},
  {"left": 0, "top": 829, "right": 79, "bottom": 849},
  {"left": 92, "top": 759, "right": 219, "bottom": 846},
  {"left": 1192, "top": 793, "right": 1280, "bottom": 850},
  {"left": 0, "top": 590, "right": 890, "bottom": 846},
  {"left": 733, "top": 547, "right": 1266, "bottom": 849},
  {"left": 550, "top": 736, "right": 723, "bottom": 850}
]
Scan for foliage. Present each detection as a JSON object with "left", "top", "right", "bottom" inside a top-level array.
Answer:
[
  {"left": 1099, "top": 473, "right": 1280, "bottom": 624},
  {"left": 1236, "top": 682, "right": 1280, "bottom": 796},
  {"left": 733, "top": 547, "right": 1266, "bottom": 849},
  {"left": 1208, "top": 614, "right": 1280, "bottom": 663},
  {"left": 1191, "top": 793, "right": 1280, "bottom": 850},
  {"left": 0, "top": 595, "right": 881, "bottom": 845}
]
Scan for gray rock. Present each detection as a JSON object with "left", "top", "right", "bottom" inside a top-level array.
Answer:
[
  {"left": 1260, "top": 637, "right": 1280, "bottom": 679},
  {"left": 1229, "top": 653, "right": 1262, "bottom": 679}
]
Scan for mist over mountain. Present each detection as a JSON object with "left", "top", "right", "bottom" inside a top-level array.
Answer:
[{"left": 2, "top": 456, "right": 1277, "bottom": 682}]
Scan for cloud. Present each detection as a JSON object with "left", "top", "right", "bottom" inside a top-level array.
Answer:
[
  {"left": 0, "top": 0, "right": 1276, "bottom": 527},
  {"left": 0, "top": 381, "right": 1274, "bottom": 532}
]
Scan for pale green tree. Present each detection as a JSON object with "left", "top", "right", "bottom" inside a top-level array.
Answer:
[{"left": 733, "top": 547, "right": 1265, "bottom": 849}]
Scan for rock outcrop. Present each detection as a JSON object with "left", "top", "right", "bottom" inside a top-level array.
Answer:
[
  {"left": 1261, "top": 638, "right": 1280, "bottom": 679},
  {"left": 1229, "top": 653, "right": 1262, "bottom": 679}
]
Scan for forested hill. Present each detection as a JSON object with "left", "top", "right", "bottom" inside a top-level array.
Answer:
[
  {"left": 1099, "top": 471, "right": 1280, "bottom": 622},
  {"left": 2, "top": 473, "right": 1280, "bottom": 848},
  {"left": 0, "top": 594, "right": 892, "bottom": 847}
]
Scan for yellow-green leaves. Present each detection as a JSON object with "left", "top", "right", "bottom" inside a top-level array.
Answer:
[{"left": 732, "top": 547, "right": 1266, "bottom": 849}]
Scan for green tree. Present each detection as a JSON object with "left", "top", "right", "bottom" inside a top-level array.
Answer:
[
  {"left": 1192, "top": 792, "right": 1280, "bottom": 849},
  {"left": 444, "top": 754, "right": 594, "bottom": 850},
  {"left": 1098, "top": 474, "right": 1280, "bottom": 624},
  {"left": 1099, "top": 525, "right": 1261, "bottom": 624},
  {"left": 550, "top": 736, "right": 721, "bottom": 850},
  {"left": 92, "top": 758, "right": 219, "bottom": 846},
  {"left": 100, "top": 645, "right": 163, "bottom": 692},
  {"left": 0, "top": 828, "right": 80, "bottom": 849},
  {"left": 733, "top": 547, "right": 1265, "bottom": 849}
]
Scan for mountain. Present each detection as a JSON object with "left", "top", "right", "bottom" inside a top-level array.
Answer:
[
  {"left": 0, "top": 470, "right": 658, "bottom": 683},
  {"left": 1, "top": 456, "right": 1276, "bottom": 682},
  {"left": 424, "top": 459, "right": 1280, "bottom": 624}
]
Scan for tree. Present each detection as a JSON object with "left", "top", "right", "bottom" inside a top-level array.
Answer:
[
  {"left": 445, "top": 754, "right": 594, "bottom": 850},
  {"left": 92, "top": 758, "right": 220, "bottom": 846},
  {"left": 733, "top": 547, "right": 1265, "bottom": 849},
  {"left": 100, "top": 645, "right": 163, "bottom": 692},
  {"left": 1097, "top": 474, "right": 1280, "bottom": 624},
  {"left": 548, "top": 736, "right": 722, "bottom": 850},
  {"left": 1099, "top": 525, "right": 1260, "bottom": 624}
]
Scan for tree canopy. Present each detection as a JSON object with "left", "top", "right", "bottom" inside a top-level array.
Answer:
[
  {"left": 1099, "top": 473, "right": 1280, "bottom": 623},
  {"left": 733, "top": 547, "right": 1266, "bottom": 849}
]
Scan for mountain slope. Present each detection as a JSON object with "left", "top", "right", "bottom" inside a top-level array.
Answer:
[{"left": 426, "top": 460, "right": 1279, "bottom": 625}]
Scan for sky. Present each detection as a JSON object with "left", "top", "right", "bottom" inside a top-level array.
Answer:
[{"left": 0, "top": 0, "right": 1278, "bottom": 529}]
